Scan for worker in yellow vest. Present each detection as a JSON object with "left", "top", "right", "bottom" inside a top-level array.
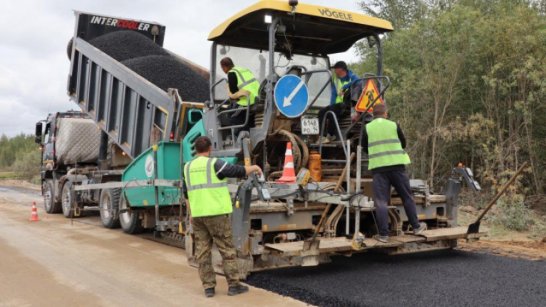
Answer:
[
  {"left": 183, "top": 136, "right": 262, "bottom": 297},
  {"left": 220, "top": 57, "right": 260, "bottom": 130},
  {"left": 318, "top": 61, "right": 358, "bottom": 144},
  {"left": 362, "top": 104, "right": 427, "bottom": 243}
]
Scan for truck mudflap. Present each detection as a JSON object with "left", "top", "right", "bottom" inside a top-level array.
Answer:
[{"left": 264, "top": 226, "right": 487, "bottom": 260}]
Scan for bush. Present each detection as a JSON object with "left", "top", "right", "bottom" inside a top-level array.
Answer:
[
  {"left": 11, "top": 150, "right": 40, "bottom": 181},
  {"left": 491, "top": 194, "right": 533, "bottom": 231}
]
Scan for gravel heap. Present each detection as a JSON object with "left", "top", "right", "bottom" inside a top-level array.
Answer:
[
  {"left": 88, "top": 30, "right": 209, "bottom": 102},
  {"left": 122, "top": 55, "right": 209, "bottom": 102},
  {"left": 89, "top": 30, "right": 169, "bottom": 61}
]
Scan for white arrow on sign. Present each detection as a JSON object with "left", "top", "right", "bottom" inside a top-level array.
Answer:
[{"left": 283, "top": 80, "right": 305, "bottom": 107}]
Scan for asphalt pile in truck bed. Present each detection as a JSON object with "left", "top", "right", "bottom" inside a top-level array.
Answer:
[
  {"left": 89, "top": 31, "right": 169, "bottom": 61},
  {"left": 122, "top": 55, "right": 209, "bottom": 102},
  {"left": 89, "top": 30, "right": 209, "bottom": 102}
]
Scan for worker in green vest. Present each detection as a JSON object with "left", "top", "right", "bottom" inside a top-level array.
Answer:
[
  {"left": 318, "top": 61, "right": 358, "bottom": 144},
  {"left": 220, "top": 57, "right": 260, "bottom": 131},
  {"left": 183, "top": 136, "right": 262, "bottom": 297},
  {"left": 362, "top": 104, "right": 427, "bottom": 243}
]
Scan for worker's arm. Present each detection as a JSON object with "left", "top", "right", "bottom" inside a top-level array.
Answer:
[
  {"left": 226, "top": 71, "right": 250, "bottom": 100},
  {"left": 330, "top": 82, "right": 337, "bottom": 105},
  {"left": 227, "top": 72, "right": 239, "bottom": 94},
  {"left": 214, "top": 159, "right": 262, "bottom": 180},
  {"left": 341, "top": 71, "right": 359, "bottom": 91},
  {"left": 229, "top": 89, "right": 250, "bottom": 100},
  {"left": 362, "top": 127, "right": 369, "bottom": 154},
  {"left": 396, "top": 123, "right": 407, "bottom": 149}
]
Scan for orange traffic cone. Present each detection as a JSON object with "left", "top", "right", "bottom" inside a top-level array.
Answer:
[
  {"left": 276, "top": 142, "right": 297, "bottom": 183},
  {"left": 29, "top": 201, "right": 39, "bottom": 222}
]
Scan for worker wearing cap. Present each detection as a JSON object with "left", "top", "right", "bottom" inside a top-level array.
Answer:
[
  {"left": 183, "top": 136, "right": 262, "bottom": 297},
  {"left": 318, "top": 61, "right": 358, "bottom": 144},
  {"left": 362, "top": 104, "right": 427, "bottom": 243},
  {"left": 220, "top": 57, "right": 260, "bottom": 130}
]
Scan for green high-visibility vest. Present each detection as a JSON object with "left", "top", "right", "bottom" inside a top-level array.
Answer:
[
  {"left": 229, "top": 66, "right": 260, "bottom": 106},
  {"left": 184, "top": 156, "right": 232, "bottom": 217},
  {"left": 366, "top": 118, "right": 411, "bottom": 170},
  {"left": 333, "top": 76, "right": 350, "bottom": 104}
]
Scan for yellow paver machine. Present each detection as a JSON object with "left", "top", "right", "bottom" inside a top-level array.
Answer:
[{"left": 184, "top": 0, "right": 485, "bottom": 275}]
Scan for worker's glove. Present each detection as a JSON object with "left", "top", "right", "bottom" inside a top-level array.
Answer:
[{"left": 351, "top": 110, "right": 361, "bottom": 123}]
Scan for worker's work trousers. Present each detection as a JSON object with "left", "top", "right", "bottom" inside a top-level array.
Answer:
[
  {"left": 192, "top": 214, "right": 239, "bottom": 289},
  {"left": 372, "top": 170, "right": 421, "bottom": 236},
  {"left": 318, "top": 103, "right": 346, "bottom": 137}
]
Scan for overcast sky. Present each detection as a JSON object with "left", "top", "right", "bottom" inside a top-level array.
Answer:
[{"left": 0, "top": 0, "right": 362, "bottom": 136}]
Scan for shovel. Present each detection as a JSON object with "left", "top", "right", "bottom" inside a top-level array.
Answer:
[{"left": 467, "top": 161, "right": 528, "bottom": 234}]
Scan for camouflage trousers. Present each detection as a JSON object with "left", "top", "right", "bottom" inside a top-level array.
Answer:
[{"left": 192, "top": 214, "right": 240, "bottom": 289}]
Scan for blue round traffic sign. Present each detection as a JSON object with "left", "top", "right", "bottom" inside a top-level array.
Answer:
[{"left": 274, "top": 75, "right": 309, "bottom": 118}]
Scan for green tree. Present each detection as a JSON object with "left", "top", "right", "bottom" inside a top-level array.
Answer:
[{"left": 355, "top": 0, "right": 546, "bottom": 194}]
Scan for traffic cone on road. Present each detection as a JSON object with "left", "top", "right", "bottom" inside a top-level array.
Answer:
[
  {"left": 276, "top": 142, "right": 297, "bottom": 183},
  {"left": 29, "top": 201, "right": 39, "bottom": 222}
]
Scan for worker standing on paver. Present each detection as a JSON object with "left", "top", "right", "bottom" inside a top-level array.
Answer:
[
  {"left": 220, "top": 57, "right": 260, "bottom": 130},
  {"left": 183, "top": 136, "right": 262, "bottom": 297},
  {"left": 362, "top": 104, "right": 427, "bottom": 243},
  {"left": 318, "top": 61, "right": 358, "bottom": 144}
]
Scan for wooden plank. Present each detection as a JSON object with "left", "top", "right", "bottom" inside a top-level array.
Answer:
[
  {"left": 419, "top": 226, "right": 474, "bottom": 241},
  {"left": 390, "top": 194, "right": 447, "bottom": 205},
  {"left": 265, "top": 237, "right": 352, "bottom": 254},
  {"left": 362, "top": 238, "right": 403, "bottom": 248},
  {"left": 391, "top": 235, "right": 426, "bottom": 244}
]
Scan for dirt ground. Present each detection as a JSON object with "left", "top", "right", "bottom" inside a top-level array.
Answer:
[
  {"left": 1, "top": 179, "right": 544, "bottom": 306},
  {"left": 0, "top": 182, "right": 306, "bottom": 307},
  {"left": 456, "top": 201, "right": 546, "bottom": 261}
]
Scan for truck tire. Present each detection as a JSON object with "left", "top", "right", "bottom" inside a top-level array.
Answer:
[
  {"left": 43, "top": 179, "right": 61, "bottom": 214},
  {"left": 61, "top": 181, "right": 81, "bottom": 218},
  {"left": 99, "top": 189, "right": 121, "bottom": 229},
  {"left": 67, "top": 38, "right": 73, "bottom": 60},
  {"left": 119, "top": 195, "right": 143, "bottom": 234}
]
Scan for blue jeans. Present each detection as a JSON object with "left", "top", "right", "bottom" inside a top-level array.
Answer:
[{"left": 372, "top": 170, "right": 420, "bottom": 236}]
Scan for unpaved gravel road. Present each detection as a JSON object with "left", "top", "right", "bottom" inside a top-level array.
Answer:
[
  {"left": 0, "top": 184, "right": 306, "bottom": 307},
  {"left": 3, "top": 182, "right": 544, "bottom": 307}
]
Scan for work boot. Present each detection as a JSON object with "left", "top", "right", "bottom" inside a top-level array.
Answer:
[
  {"left": 228, "top": 284, "right": 249, "bottom": 296},
  {"left": 413, "top": 222, "right": 428, "bottom": 235},
  {"left": 317, "top": 136, "right": 330, "bottom": 144},
  {"left": 376, "top": 235, "right": 389, "bottom": 243},
  {"left": 204, "top": 288, "right": 215, "bottom": 298}
]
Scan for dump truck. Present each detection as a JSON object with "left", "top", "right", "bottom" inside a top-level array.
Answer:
[
  {"left": 35, "top": 11, "right": 207, "bottom": 237},
  {"left": 36, "top": 1, "right": 485, "bottom": 276}
]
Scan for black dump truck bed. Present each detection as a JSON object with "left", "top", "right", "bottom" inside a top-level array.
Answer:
[{"left": 67, "top": 11, "right": 208, "bottom": 159}]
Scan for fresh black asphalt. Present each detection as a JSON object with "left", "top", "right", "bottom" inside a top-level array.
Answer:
[{"left": 247, "top": 250, "right": 545, "bottom": 307}]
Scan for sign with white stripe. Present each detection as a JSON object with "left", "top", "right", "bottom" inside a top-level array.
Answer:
[{"left": 274, "top": 75, "right": 309, "bottom": 118}]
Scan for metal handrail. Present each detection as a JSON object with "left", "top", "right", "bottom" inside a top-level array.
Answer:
[
  {"left": 318, "top": 110, "right": 348, "bottom": 160},
  {"left": 301, "top": 68, "right": 333, "bottom": 111},
  {"left": 217, "top": 92, "right": 251, "bottom": 132}
]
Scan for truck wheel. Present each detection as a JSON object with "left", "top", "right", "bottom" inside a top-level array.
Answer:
[
  {"left": 119, "top": 195, "right": 143, "bottom": 234},
  {"left": 43, "top": 179, "right": 61, "bottom": 214},
  {"left": 99, "top": 189, "right": 121, "bottom": 229},
  {"left": 61, "top": 181, "right": 81, "bottom": 218},
  {"left": 67, "top": 38, "right": 73, "bottom": 60}
]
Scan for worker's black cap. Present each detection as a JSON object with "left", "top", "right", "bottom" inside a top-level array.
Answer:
[{"left": 332, "top": 61, "right": 348, "bottom": 70}]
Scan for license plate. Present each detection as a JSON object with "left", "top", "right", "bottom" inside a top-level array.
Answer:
[{"left": 301, "top": 117, "right": 319, "bottom": 135}]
